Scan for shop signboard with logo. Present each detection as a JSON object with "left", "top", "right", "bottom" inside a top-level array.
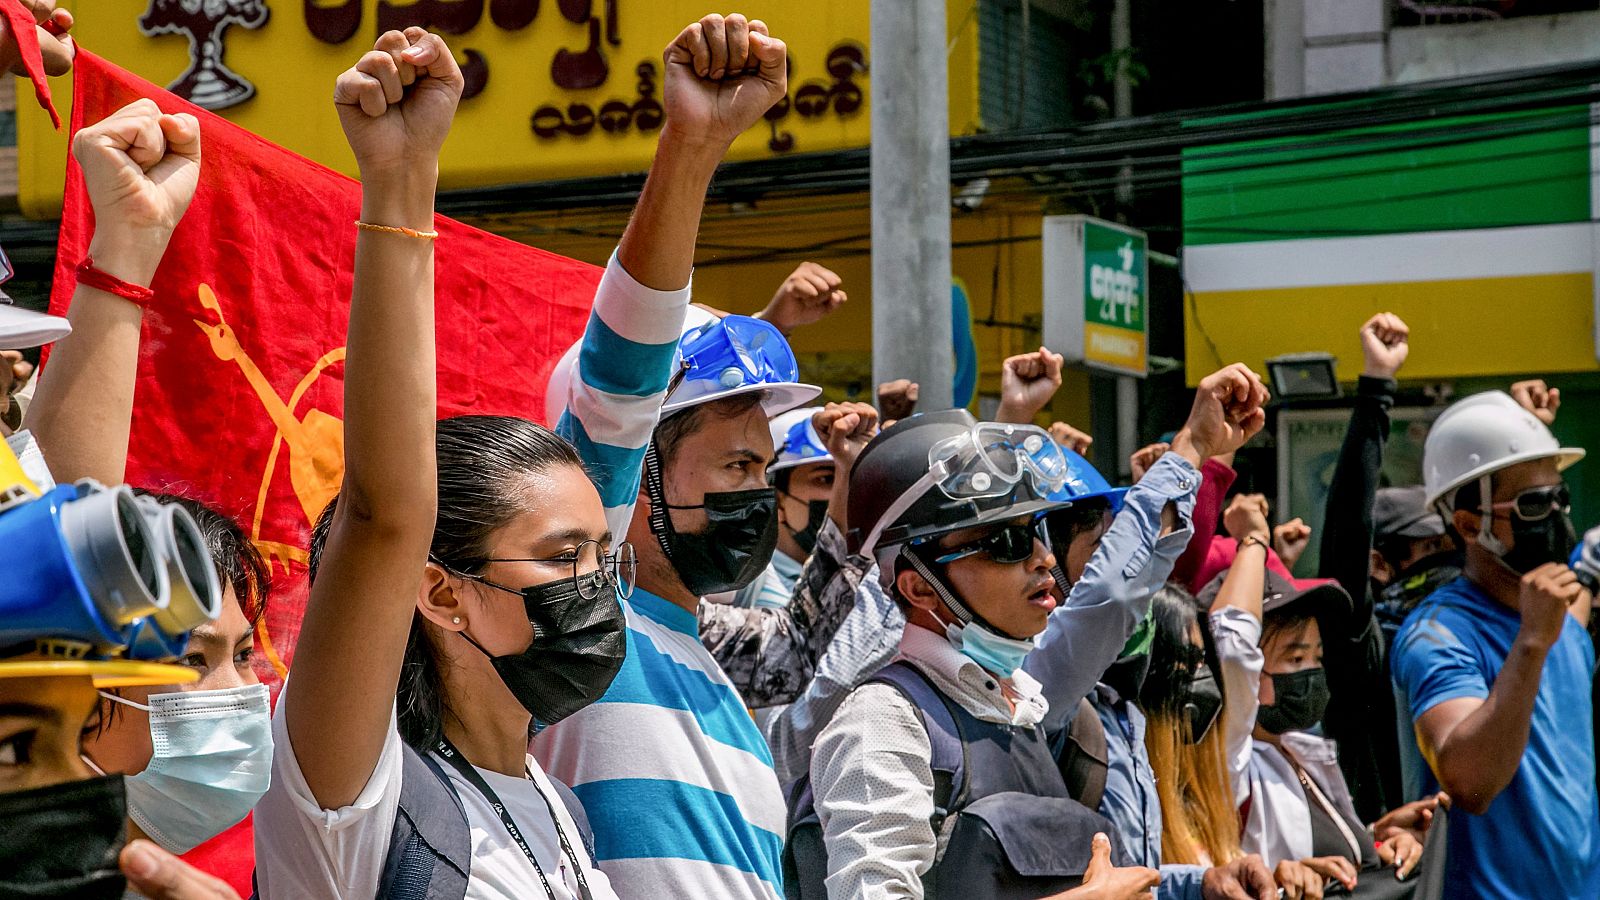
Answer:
[
  {"left": 18, "top": 1, "right": 979, "bottom": 216},
  {"left": 1041, "top": 215, "right": 1148, "bottom": 377}
]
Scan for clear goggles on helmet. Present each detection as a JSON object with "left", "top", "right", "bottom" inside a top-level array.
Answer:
[
  {"left": 669, "top": 315, "right": 800, "bottom": 396},
  {"left": 859, "top": 422, "right": 1071, "bottom": 557}
]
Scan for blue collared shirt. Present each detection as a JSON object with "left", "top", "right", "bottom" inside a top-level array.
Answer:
[{"left": 1090, "top": 687, "right": 1207, "bottom": 900}]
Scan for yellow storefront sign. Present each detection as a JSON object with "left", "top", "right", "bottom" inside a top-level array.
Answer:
[
  {"left": 18, "top": 1, "right": 982, "bottom": 218},
  {"left": 1084, "top": 321, "right": 1146, "bottom": 373}
]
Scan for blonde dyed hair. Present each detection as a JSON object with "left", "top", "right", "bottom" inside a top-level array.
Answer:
[{"left": 1146, "top": 707, "right": 1243, "bottom": 866}]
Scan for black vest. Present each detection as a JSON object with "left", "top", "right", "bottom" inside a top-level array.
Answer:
[{"left": 784, "top": 661, "right": 1118, "bottom": 900}]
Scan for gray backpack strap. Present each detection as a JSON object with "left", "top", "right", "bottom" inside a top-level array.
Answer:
[
  {"left": 869, "top": 662, "right": 968, "bottom": 827},
  {"left": 376, "top": 743, "right": 472, "bottom": 900}
]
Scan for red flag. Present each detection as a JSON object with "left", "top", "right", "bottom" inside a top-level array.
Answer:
[
  {"left": 0, "top": 0, "right": 61, "bottom": 128},
  {"left": 48, "top": 52, "right": 600, "bottom": 681}
]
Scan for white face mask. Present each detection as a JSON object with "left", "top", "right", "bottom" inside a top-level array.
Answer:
[{"left": 100, "top": 683, "right": 272, "bottom": 853}]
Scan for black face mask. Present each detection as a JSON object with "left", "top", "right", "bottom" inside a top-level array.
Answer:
[
  {"left": 646, "top": 447, "right": 779, "bottom": 596},
  {"left": 463, "top": 570, "right": 628, "bottom": 728},
  {"left": 0, "top": 774, "right": 128, "bottom": 899},
  {"left": 1256, "top": 668, "right": 1330, "bottom": 735},
  {"left": 1183, "top": 665, "right": 1223, "bottom": 744},
  {"left": 1501, "top": 510, "right": 1578, "bottom": 575},
  {"left": 785, "top": 498, "right": 830, "bottom": 558},
  {"left": 1102, "top": 652, "right": 1151, "bottom": 701}
]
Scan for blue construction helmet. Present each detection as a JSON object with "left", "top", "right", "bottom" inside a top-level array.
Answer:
[{"left": 1046, "top": 446, "right": 1128, "bottom": 513}]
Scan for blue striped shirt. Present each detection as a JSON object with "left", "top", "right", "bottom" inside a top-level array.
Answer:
[
  {"left": 542, "top": 252, "right": 786, "bottom": 899},
  {"left": 535, "top": 589, "right": 788, "bottom": 900},
  {"left": 555, "top": 251, "right": 688, "bottom": 541}
]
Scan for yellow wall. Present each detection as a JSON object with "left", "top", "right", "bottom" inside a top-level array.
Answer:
[
  {"left": 1184, "top": 273, "right": 1599, "bottom": 386},
  {"left": 492, "top": 192, "right": 1092, "bottom": 430},
  {"left": 18, "top": 0, "right": 983, "bottom": 216}
]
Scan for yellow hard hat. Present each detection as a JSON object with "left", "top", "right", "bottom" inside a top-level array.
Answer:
[{"left": 0, "top": 657, "right": 197, "bottom": 688}]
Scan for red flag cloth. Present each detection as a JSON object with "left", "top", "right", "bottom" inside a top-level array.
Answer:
[
  {"left": 180, "top": 814, "right": 255, "bottom": 899},
  {"left": 49, "top": 51, "right": 599, "bottom": 681},
  {"left": 0, "top": 0, "right": 61, "bottom": 128}
]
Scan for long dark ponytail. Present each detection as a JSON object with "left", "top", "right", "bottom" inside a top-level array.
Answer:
[{"left": 309, "top": 414, "right": 585, "bottom": 749}]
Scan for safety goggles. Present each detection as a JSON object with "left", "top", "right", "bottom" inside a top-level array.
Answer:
[
  {"left": 925, "top": 515, "right": 1052, "bottom": 565},
  {"left": 858, "top": 422, "right": 1070, "bottom": 557},
  {"left": 1490, "top": 484, "right": 1570, "bottom": 522},
  {"left": 472, "top": 540, "right": 637, "bottom": 601},
  {"left": 669, "top": 315, "right": 800, "bottom": 397},
  {"left": 780, "top": 417, "right": 829, "bottom": 462}
]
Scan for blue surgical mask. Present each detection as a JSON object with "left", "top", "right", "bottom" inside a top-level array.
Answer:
[
  {"left": 944, "top": 619, "right": 1038, "bottom": 678},
  {"left": 101, "top": 683, "right": 273, "bottom": 853}
]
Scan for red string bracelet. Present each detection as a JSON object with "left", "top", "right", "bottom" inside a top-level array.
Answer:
[{"left": 76, "top": 257, "right": 156, "bottom": 305}]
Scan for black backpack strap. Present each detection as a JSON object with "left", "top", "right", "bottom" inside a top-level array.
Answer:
[
  {"left": 376, "top": 743, "right": 472, "bottom": 900},
  {"left": 869, "top": 662, "right": 969, "bottom": 829},
  {"left": 1053, "top": 696, "right": 1110, "bottom": 812}
]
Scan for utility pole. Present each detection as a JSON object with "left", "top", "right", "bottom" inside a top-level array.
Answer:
[
  {"left": 1111, "top": 0, "right": 1138, "bottom": 476},
  {"left": 870, "top": 0, "right": 954, "bottom": 411}
]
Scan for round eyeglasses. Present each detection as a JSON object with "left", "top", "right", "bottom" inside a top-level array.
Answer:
[{"left": 479, "top": 540, "right": 637, "bottom": 601}]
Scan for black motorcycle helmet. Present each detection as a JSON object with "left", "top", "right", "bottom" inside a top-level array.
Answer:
[{"left": 847, "top": 409, "right": 1071, "bottom": 559}]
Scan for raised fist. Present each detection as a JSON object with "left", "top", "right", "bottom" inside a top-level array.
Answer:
[
  {"left": 996, "top": 347, "right": 1065, "bottom": 424},
  {"left": 761, "top": 262, "right": 846, "bottom": 335},
  {"left": 876, "top": 379, "right": 919, "bottom": 424},
  {"left": 1224, "top": 494, "right": 1271, "bottom": 546},
  {"left": 1049, "top": 421, "right": 1093, "bottom": 455},
  {"left": 1173, "top": 363, "right": 1269, "bottom": 463},
  {"left": 1273, "top": 518, "right": 1312, "bottom": 570},
  {"left": 1510, "top": 379, "right": 1560, "bottom": 426},
  {"left": 334, "top": 28, "right": 464, "bottom": 179},
  {"left": 813, "top": 402, "right": 879, "bottom": 474},
  {"left": 1360, "top": 312, "right": 1410, "bottom": 380},
  {"left": 72, "top": 99, "right": 202, "bottom": 287},
  {"left": 1128, "top": 441, "right": 1169, "bottom": 484},
  {"left": 662, "top": 13, "right": 787, "bottom": 150}
]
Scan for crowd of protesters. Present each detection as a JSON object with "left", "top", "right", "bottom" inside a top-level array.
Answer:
[{"left": 0, "top": 4, "right": 1596, "bottom": 899}]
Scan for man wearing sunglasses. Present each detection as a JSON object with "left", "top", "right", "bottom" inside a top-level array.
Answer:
[
  {"left": 1392, "top": 390, "right": 1600, "bottom": 900},
  {"left": 799, "top": 363, "right": 1275, "bottom": 899}
]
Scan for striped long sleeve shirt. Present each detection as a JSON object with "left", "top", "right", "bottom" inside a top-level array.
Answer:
[{"left": 540, "top": 252, "right": 788, "bottom": 899}]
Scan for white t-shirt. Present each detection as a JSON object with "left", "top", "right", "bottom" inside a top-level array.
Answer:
[{"left": 254, "top": 698, "right": 616, "bottom": 900}]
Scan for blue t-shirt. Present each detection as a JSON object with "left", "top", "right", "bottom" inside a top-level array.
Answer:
[{"left": 1392, "top": 576, "right": 1600, "bottom": 900}]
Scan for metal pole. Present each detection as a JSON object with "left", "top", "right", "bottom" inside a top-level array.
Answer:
[
  {"left": 1112, "top": 0, "right": 1138, "bottom": 474},
  {"left": 871, "top": 0, "right": 954, "bottom": 411}
]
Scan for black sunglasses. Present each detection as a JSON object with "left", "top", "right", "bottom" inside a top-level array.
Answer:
[{"left": 930, "top": 517, "right": 1051, "bottom": 565}]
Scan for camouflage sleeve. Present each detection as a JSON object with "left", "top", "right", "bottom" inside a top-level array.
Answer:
[{"left": 699, "top": 518, "right": 867, "bottom": 708}]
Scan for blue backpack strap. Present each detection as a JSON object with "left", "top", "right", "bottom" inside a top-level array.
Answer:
[
  {"left": 869, "top": 661, "right": 969, "bottom": 825},
  {"left": 376, "top": 742, "right": 472, "bottom": 900}
]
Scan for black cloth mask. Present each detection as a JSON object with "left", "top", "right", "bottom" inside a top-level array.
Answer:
[
  {"left": 1101, "top": 652, "right": 1152, "bottom": 702},
  {"left": 786, "top": 498, "right": 830, "bottom": 557},
  {"left": 1501, "top": 510, "right": 1578, "bottom": 575},
  {"left": 1256, "top": 668, "right": 1330, "bottom": 735},
  {"left": 1183, "top": 665, "right": 1223, "bottom": 744},
  {"left": 462, "top": 569, "right": 628, "bottom": 728},
  {"left": 0, "top": 774, "right": 128, "bottom": 899},
  {"left": 645, "top": 447, "right": 779, "bottom": 596}
]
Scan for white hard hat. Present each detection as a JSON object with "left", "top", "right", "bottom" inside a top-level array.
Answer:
[
  {"left": 1422, "top": 390, "right": 1584, "bottom": 509},
  {"left": 545, "top": 307, "right": 723, "bottom": 426},
  {"left": 768, "top": 407, "right": 832, "bottom": 475}
]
